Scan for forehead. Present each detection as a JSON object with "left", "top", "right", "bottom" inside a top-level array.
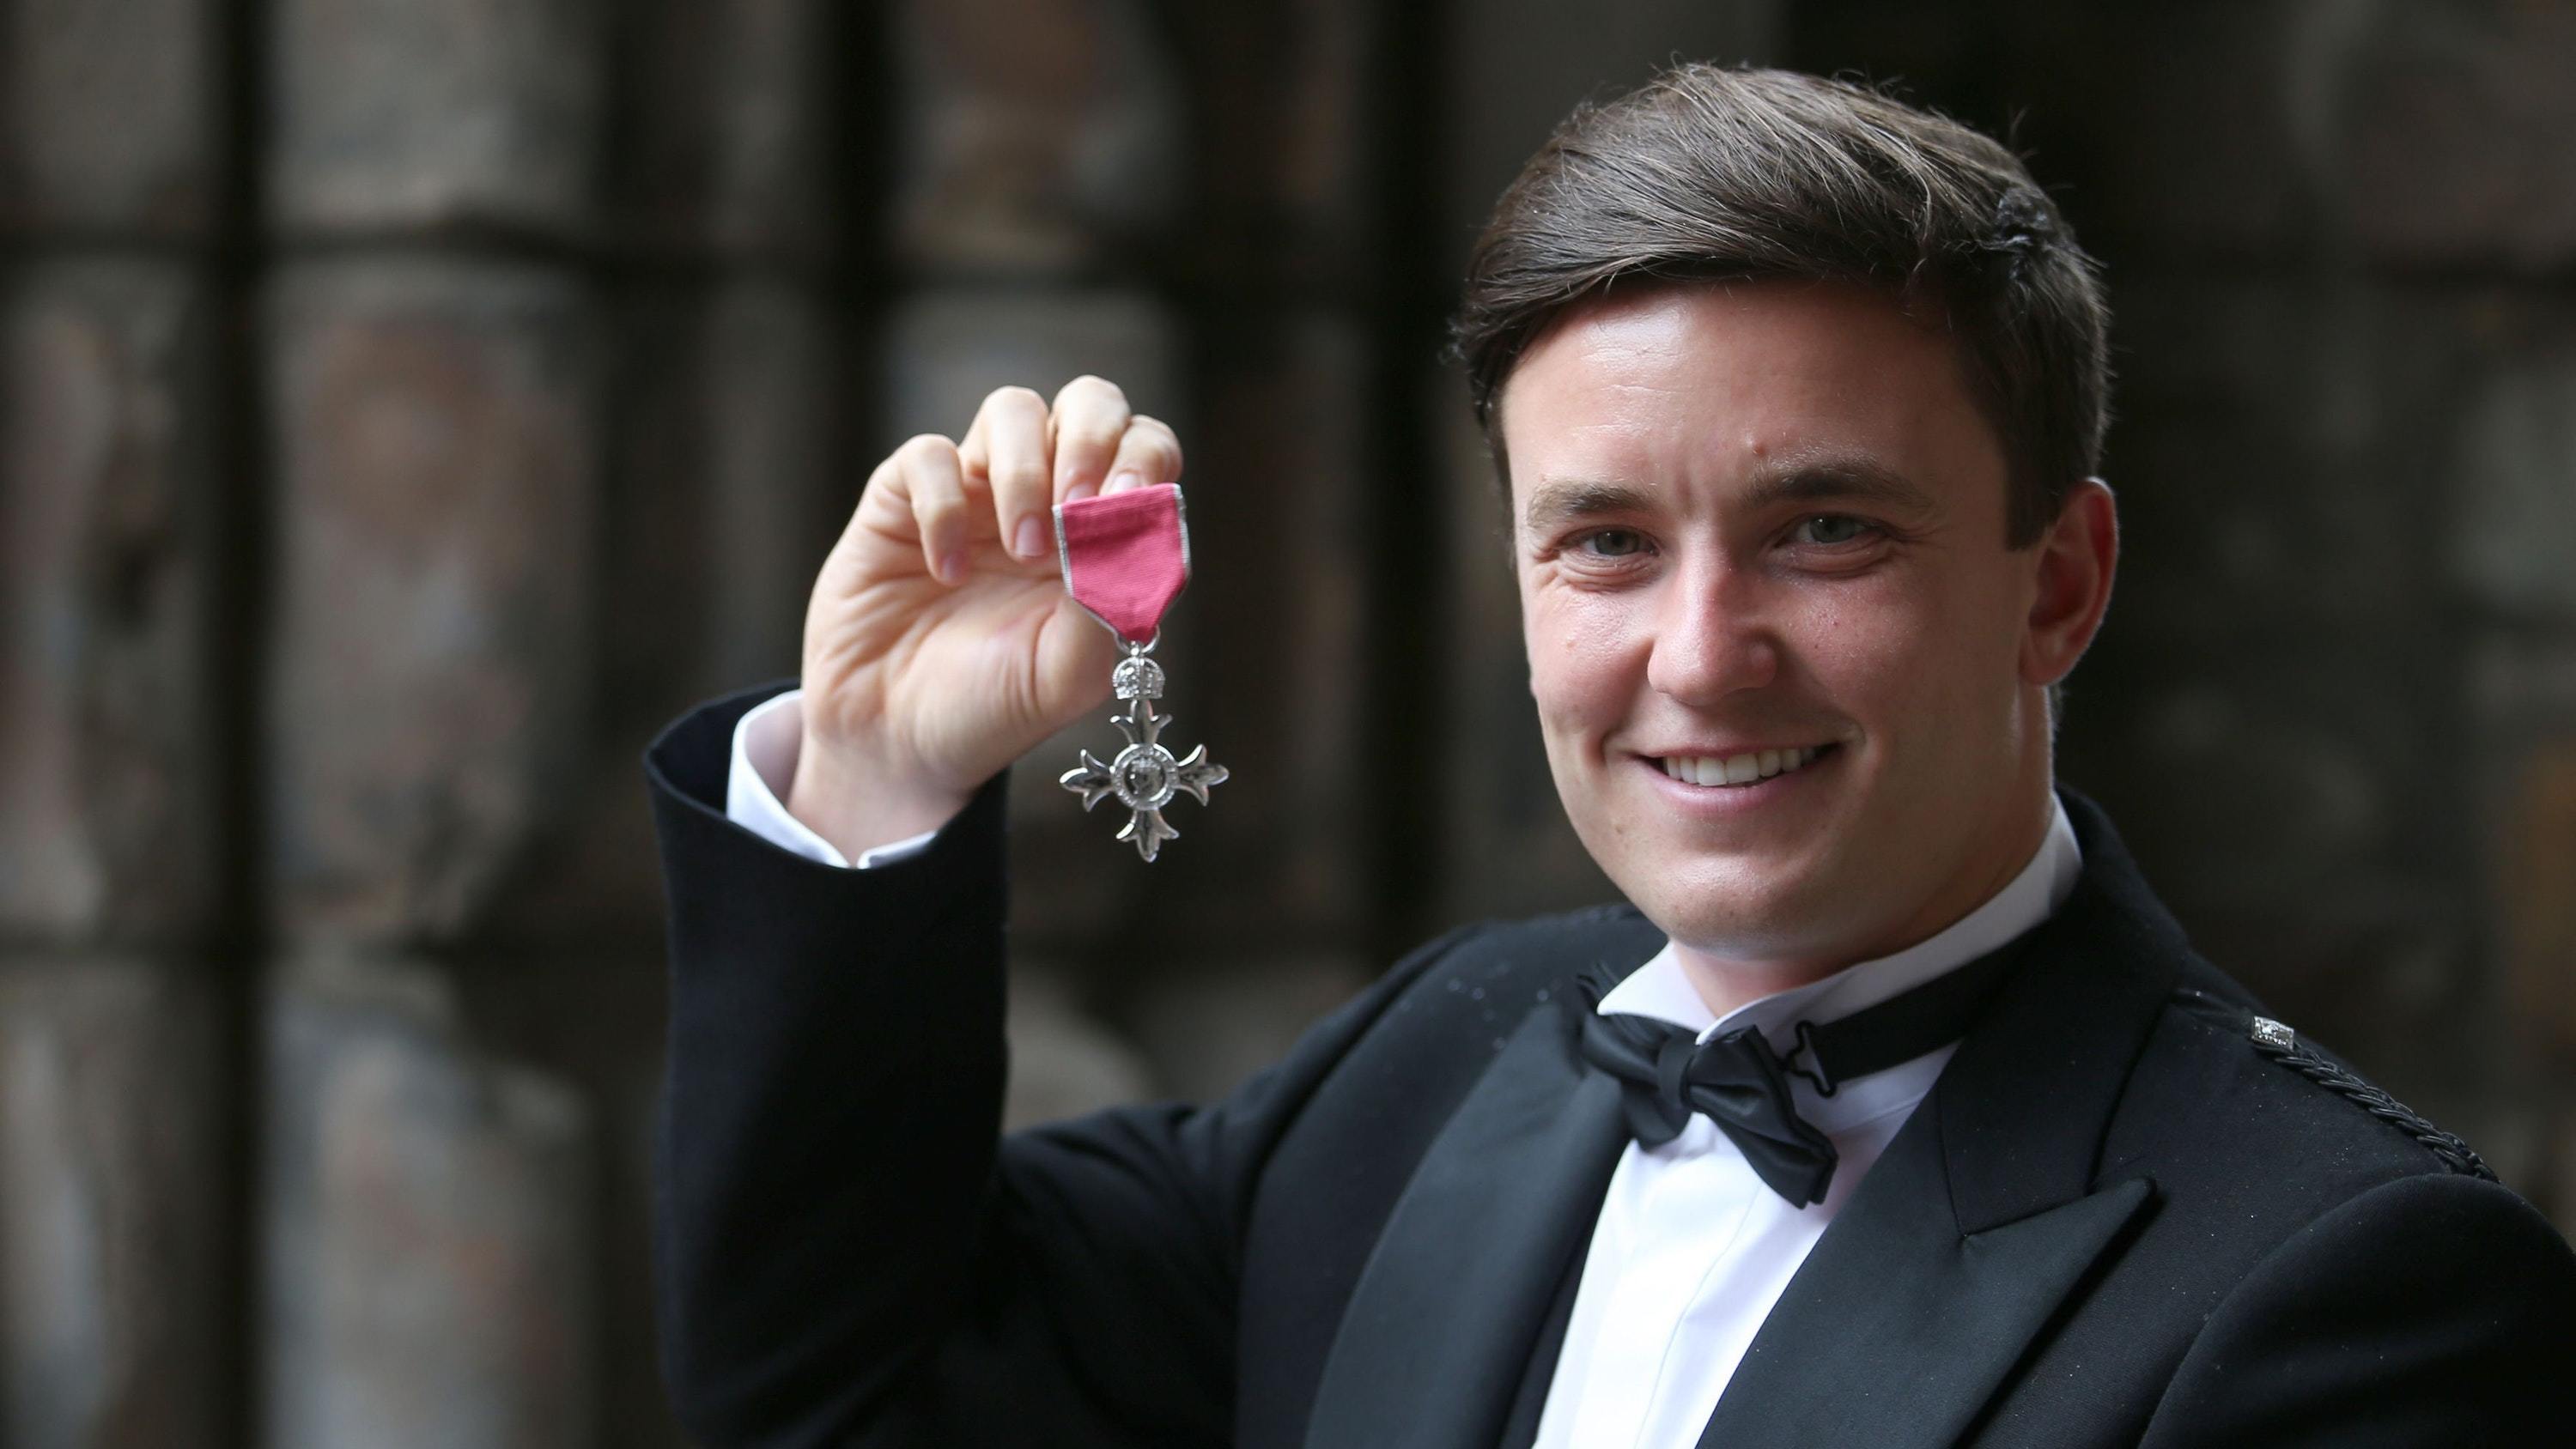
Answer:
[{"left": 1497, "top": 278, "right": 2006, "bottom": 514}]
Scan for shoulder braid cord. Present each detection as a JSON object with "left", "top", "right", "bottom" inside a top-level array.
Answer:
[{"left": 2249, "top": 1017, "right": 2497, "bottom": 1182}]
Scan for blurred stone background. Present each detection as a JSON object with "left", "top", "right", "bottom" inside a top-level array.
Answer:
[{"left": 1, "top": 0, "right": 2571, "bottom": 1443}]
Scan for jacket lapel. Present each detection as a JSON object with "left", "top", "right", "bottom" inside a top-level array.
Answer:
[
  {"left": 1696, "top": 788, "right": 2185, "bottom": 1448},
  {"left": 1303, "top": 996, "right": 1629, "bottom": 1449},
  {"left": 1693, "top": 1119, "right": 2154, "bottom": 1447}
]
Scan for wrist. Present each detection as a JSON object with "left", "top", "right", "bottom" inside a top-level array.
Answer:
[{"left": 786, "top": 732, "right": 972, "bottom": 864}]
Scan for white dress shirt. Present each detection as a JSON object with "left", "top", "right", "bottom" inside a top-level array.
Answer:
[
  {"left": 725, "top": 686, "right": 2084, "bottom": 1446},
  {"left": 726, "top": 688, "right": 939, "bottom": 869},
  {"left": 1531, "top": 796, "right": 2082, "bottom": 1447}
]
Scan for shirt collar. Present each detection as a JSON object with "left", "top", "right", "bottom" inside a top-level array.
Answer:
[{"left": 1599, "top": 792, "right": 2085, "bottom": 1058}]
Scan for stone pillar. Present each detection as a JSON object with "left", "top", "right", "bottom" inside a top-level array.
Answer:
[
  {"left": 263, "top": 258, "right": 602, "bottom": 945},
  {"left": 0, "top": 0, "right": 225, "bottom": 235},
  {"left": 0, "top": 262, "right": 222, "bottom": 948},
  {"left": 260, "top": 3, "right": 612, "bottom": 1443},
  {"left": 0, "top": 3, "right": 237, "bottom": 1437},
  {"left": 262, "top": 965, "right": 593, "bottom": 1449},
  {"left": 623, "top": 0, "right": 839, "bottom": 262},
  {"left": 266, "top": 0, "right": 607, "bottom": 237},
  {"left": 0, "top": 962, "right": 228, "bottom": 1449},
  {"left": 891, "top": 0, "right": 1185, "bottom": 275}
]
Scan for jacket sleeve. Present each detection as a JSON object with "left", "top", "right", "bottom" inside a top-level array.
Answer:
[
  {"left": 645, "top": 682, "right": 1462, "bottom": 1448},
  {"left": 2140, "top": 1170, "right": 2576, "bottom": 1447}
]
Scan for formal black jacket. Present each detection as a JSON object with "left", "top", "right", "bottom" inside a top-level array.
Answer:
[{"left": 647, "top": 682, "right": 2576, "bottom": 1448}]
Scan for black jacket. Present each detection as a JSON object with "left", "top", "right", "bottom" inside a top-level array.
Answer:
[{"left": 648, "top": 681, "right": 2576, "bottom": 1448}]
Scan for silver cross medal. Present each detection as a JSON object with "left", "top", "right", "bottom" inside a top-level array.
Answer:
[
  {"left": 1058, "top": 644, "right": 1227, "bottom": 862},
  {"left": 1052, "top": 482, "right": 1227, "bottom": 862}
]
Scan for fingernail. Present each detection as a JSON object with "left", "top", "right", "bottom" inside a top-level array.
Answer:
[
  {"left": 937, "top": 549, "right": 966, "bottom": 584},
  {"left": 1103, "top": 469, "right": 1142, "bottom": 494},
  {"left": 1013, "top": 517, "right": 1047, "bottom": 560},
  {"left": 1063, "top": 478, "right": 1099, "bottom": 502}
]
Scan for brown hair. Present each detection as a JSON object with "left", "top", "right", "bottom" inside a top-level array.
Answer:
[{"left": 1451, "top": 64, "right": 2110, "bottom": 548}]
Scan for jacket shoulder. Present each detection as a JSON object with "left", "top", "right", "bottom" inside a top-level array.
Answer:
[
  {"left": 2136, "top": 1167, "right": 2576, "bottom": 1445},
  {"left": 2227, "top": 1005, "right": 2493, "bottom": 1179},
  {"left": 2107, "top": 955, "right": 2499, "bottom": 1191},
  {"left": 1307, "top": 903, "right": 1660, "bottom": 1082},
  {"left": 1440, "top": 901, "right": 1663, "bottom": 974},
  {"left": 1399, "top": 902, "right": 1664, "bottom": 1003},
  {"left": 1220, "top": 902, "right": 1658, "bottom": 1106}
]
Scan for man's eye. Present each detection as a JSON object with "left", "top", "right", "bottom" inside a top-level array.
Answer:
[
  {"left": 1577, "top": 528, "right": 1647, "bottom": 558},
  {"left": 1791, "top": 514, "right": 1874, "bottom": 546}
]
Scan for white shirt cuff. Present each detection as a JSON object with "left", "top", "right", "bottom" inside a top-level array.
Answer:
[{"left": 725, "top": 689, "right": 939, "bottom": 870}]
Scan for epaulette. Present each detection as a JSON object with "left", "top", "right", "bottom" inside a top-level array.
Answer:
[{"left": 2242, "top": 1014, "right": 2497, "bottom": 1181}]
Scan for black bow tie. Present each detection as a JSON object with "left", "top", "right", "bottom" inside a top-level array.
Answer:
[{"left": 1566, "top": 937, "right": 2030, "bottom": 1208}]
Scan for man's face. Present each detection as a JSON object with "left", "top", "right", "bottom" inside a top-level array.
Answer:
[{"left": 1501, "top": 279, "right": 2059, "bottom": 972}]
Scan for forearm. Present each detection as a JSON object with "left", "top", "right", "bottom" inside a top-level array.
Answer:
[
  {"left": 644, "top": 682, "right": 1440, "bottom": 1448},
  {"left": 649, "top": 691, "right": 1012, "bottom": 1445}
]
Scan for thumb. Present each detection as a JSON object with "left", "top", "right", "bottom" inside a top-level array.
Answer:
[{"left": 1031, "top": 593, "right": 1125, "bottom": 729}]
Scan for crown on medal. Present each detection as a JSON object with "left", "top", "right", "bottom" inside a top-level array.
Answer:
[{"left": 1113, "top": 654, "right": 1166, "bottom": 700}]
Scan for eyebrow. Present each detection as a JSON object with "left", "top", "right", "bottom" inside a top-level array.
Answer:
[
  {"left": 1737, "top": 458, "right": 1941, "bottom": 516},
  {"left": 1520, "top": 478, "right": 1659, "bottom": 532},
  {"left": 1521, "top": 458, "right": 1941, "bottom": 532}
]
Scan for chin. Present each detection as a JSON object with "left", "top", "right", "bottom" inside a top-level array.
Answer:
[
  {"left": 1577, "top": 816, "right": 1824, "bottom": 953},
  {"left": 1630, "top": 866, "right": 1855, "bottom": 965}
]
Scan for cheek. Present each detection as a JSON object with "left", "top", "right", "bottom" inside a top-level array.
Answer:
[
  {"left": 1782, "top": 578, "right": 1919, "bottom": 688},
  {"left": 1768, "top": 571, "right": 1947, "bottom": 724},
  {"left": 1522, "top": 582, "right": 1644, "bottom": 728},
  {"left": 1798, "top": 569, "right": 2015, "bottom": 731}
]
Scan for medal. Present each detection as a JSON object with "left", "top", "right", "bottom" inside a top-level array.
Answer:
[{"left": 1053, "top": 483, "right": 1227, "bottom": 861}]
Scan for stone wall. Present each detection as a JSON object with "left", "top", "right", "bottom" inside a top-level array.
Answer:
[
  {"left": 3, "top": 0, "right": 240, "bottom": 1442},
  {"left": 1, "top": 1, "right": 2568, "bottom": 1444}
]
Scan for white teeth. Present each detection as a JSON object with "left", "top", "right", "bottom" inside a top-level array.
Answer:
[{"left": 1659, "top": 745, "right": 1831, "bottom": 788}]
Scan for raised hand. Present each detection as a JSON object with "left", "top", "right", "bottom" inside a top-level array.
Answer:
[{"left": 788, "top": 376, "right": 1185, "bottom": 860}]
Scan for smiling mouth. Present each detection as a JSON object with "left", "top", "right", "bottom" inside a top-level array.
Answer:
[{"left": 1653, "top": 743, "right": 1841, "bottom": 788}]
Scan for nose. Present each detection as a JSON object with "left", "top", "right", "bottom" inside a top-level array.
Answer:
[{"left": 1645, "top": 555, "right": 1780, "bottom": 705}]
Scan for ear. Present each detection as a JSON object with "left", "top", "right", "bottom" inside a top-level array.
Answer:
[{"left": 2020, "top": 477, "right": 2117, "bottom": 688}]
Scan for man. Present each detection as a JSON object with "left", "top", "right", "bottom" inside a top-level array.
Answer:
[{"left": 645, "top": 65, "right": 2576, "bottom": 1447}]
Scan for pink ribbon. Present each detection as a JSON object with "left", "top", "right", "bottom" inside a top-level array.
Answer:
[{"left": 1055, "top": 483, "right": 1189, "bottom": 645}]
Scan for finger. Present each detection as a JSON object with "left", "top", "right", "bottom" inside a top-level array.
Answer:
[
  {"left": 1100, "top": 414, "right": 1184, "bottom": 494},
  {"left": 842, "top": 452, "right": 912, "bottom": 570},
  {"left": 896, "top": 434, "right": 972, "bottom": 584},
  {"left": 1050, "top": 375, "right": 1133, "bottom": 504},
  {"left": 966, "top": 385, "right": 1053, "bottom": 564},
  {"left": 953, "top": 394, "right": 1000, "bottom": 492}
]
